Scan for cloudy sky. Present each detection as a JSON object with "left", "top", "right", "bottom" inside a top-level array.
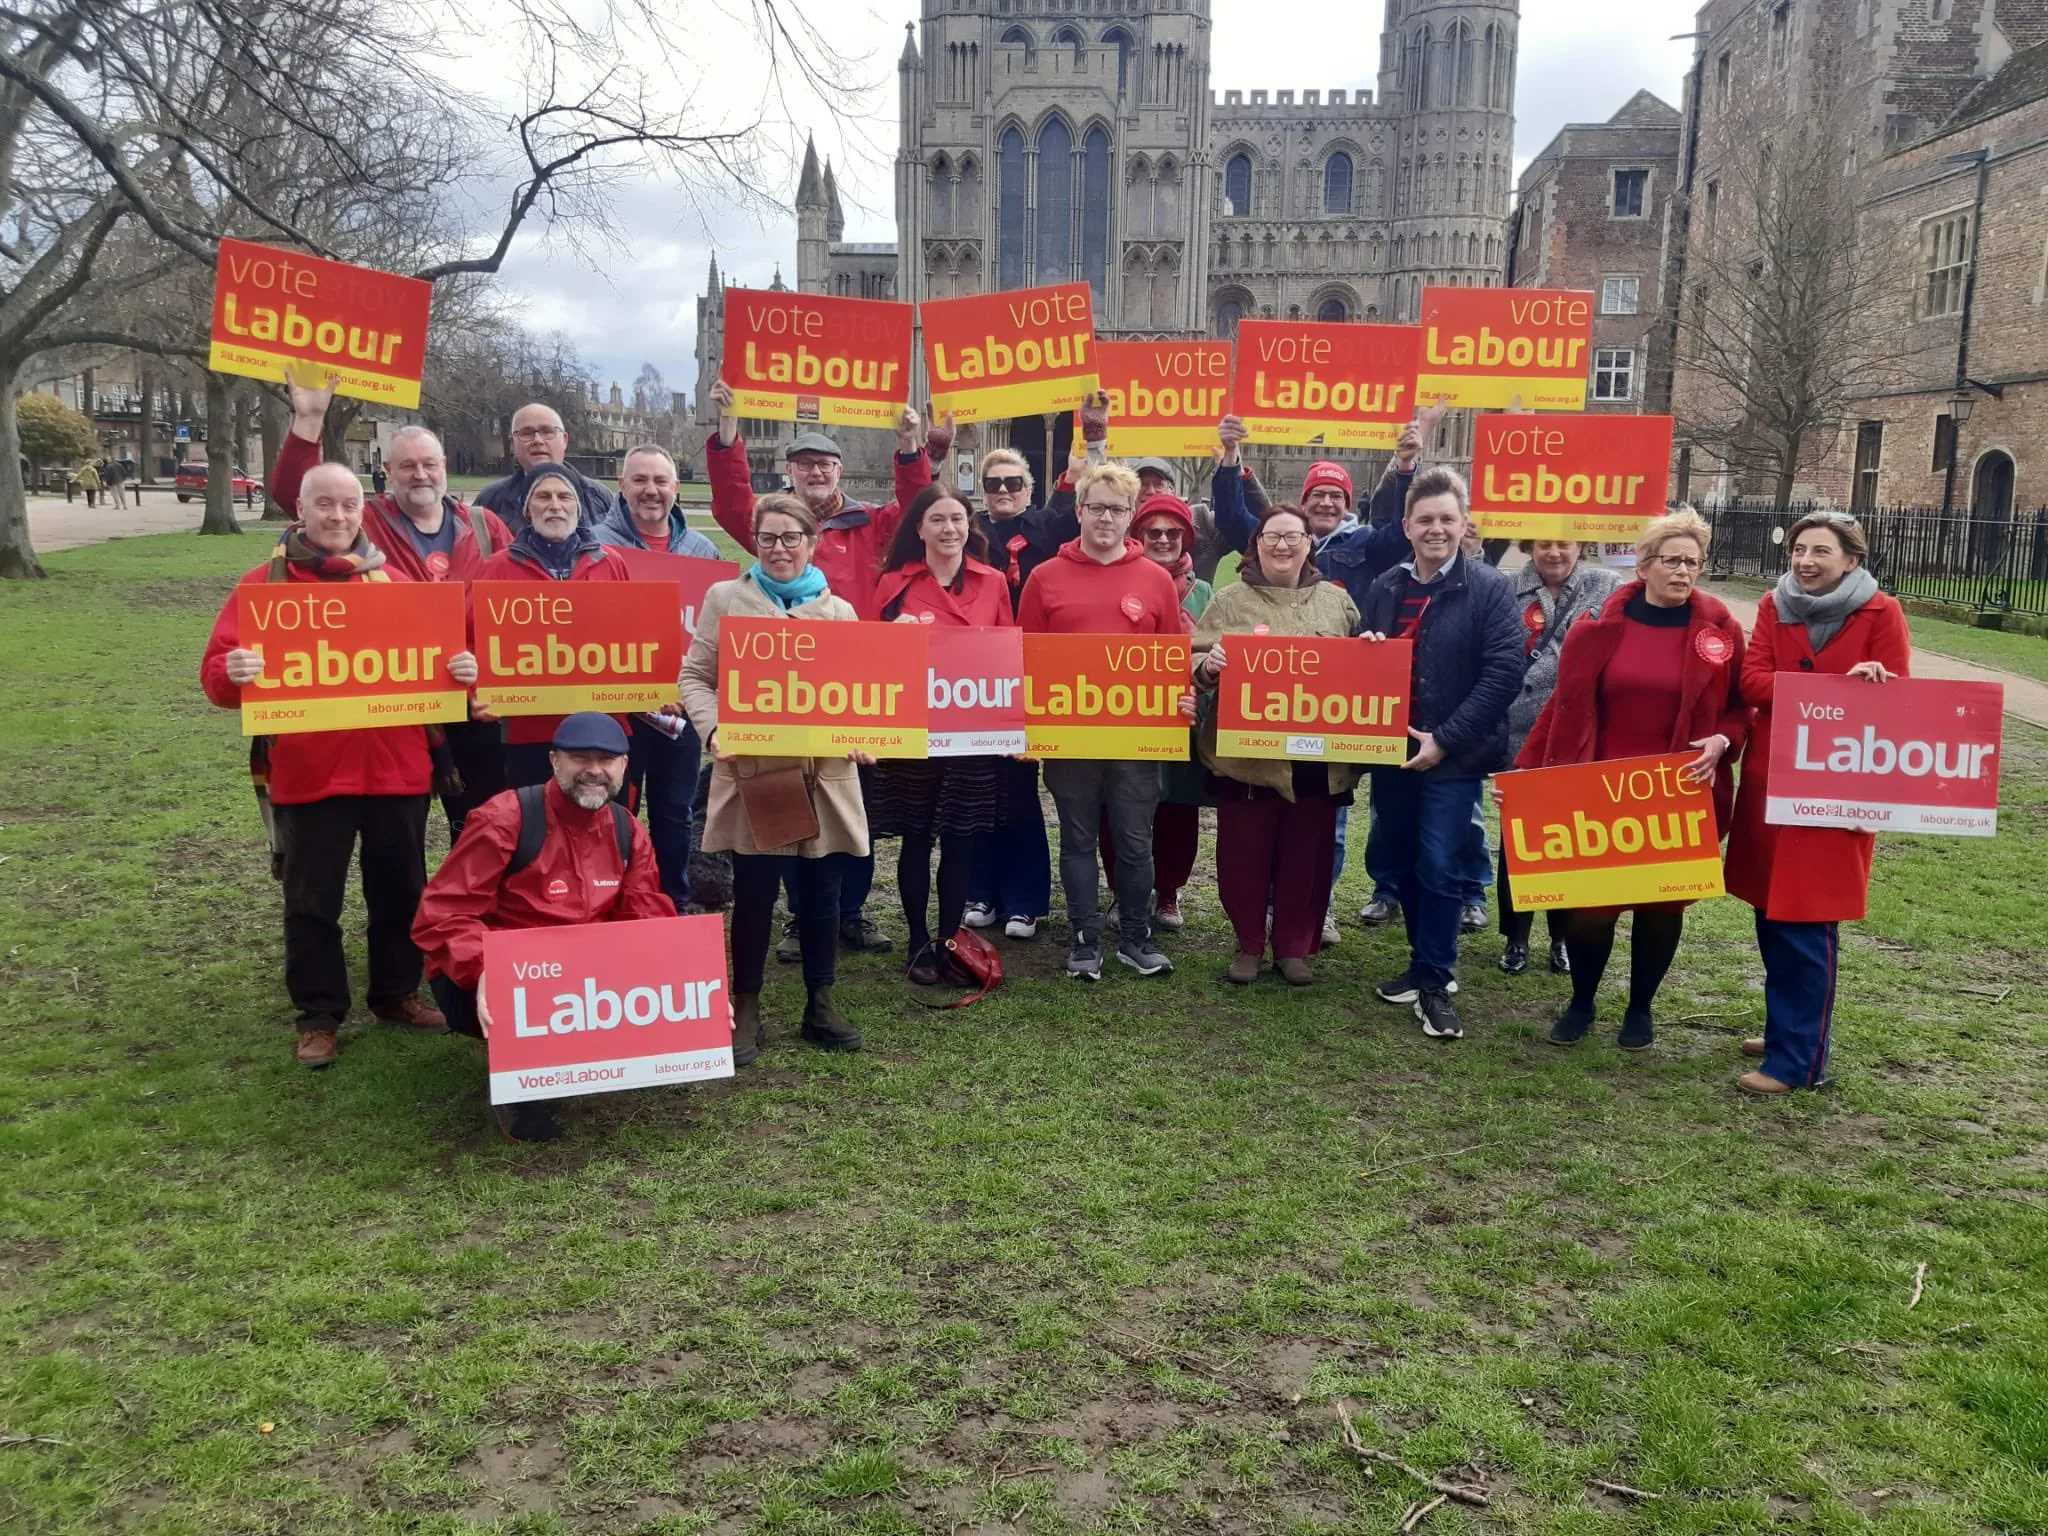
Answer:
[{"left": 482, "top": 0, "right": 1704, "bottom": 399}]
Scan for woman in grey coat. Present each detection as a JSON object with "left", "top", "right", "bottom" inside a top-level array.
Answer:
[{"left": 1497, "top": 540, "right": 1624, "bottom": 975}]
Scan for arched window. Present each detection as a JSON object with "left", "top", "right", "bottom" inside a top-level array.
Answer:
[
  {"left": 1317, "top": 297, "right": 1347, "bottom": 322},
  {"left": 1216, "top": 296, "right": 1245, "bottom": 338},
  {"left": 1104, "top": 26, "right": 1134, "bottom": 93},
  {"left": 1081, "top": 125, "right": 1111, "bottom": 302},
  {"left": 1035, "top": 117, "right": 1074, "bottom": 282},
  {"left": 1409, "top": 25, "right": 1432, "bottom": 109},
  {"left": 1324, "top": 152, "right": 1353, "bottom": 215},
  {"left": 997, "top": 127, "right": 1027, "bottom": 289},
  {"left": 1451, "top": 21, "right": 1476, "bottom": 106},
  {"left": 1052, "top": 26, "right": 1084, "bottom": 69},
  {"left": 1001, "top": 24, "right": 1034, "bottom": 68},
  {"left": 929, "top": 154, "right": 953, "bottom": 236},
  {"left": 1224, "top": 152, "right": 1252, "bottom": 217}
]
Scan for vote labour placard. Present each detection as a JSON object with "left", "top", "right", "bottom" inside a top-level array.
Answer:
[
  {"left": 1416, "top": 286, "right": 1593, "bottom": 411},
  {"left": 719, "top": 288, "right": 914, "bottom": 428},
  {"left": 922, "top": 282, "right": 1099, "bottom": 423},
  {"left": 717, "top": 616, "right": 929, "bottom": 758},
  {"left": 1214, "top": 636, "right": 1412, "bottom": 763},
  {"left": 607, "top": 549, "right": 742, "bottom": 642},
  {"left": 1497, "top": 752, "right": 1726, "bottom": 909},
  {"left": 1232, "top": 320, "right": 1420, "bottom": 449},
  {"left": 1090, "top": 340, "right": 1233, "bottom": 457},
  {"left": 1766, "top": 675, "right": 2002, "bottom": 836},
  {"left": 209, "top": 238, "right": 432, "bottom": 408},
  {"left": 1470, "top": 414, "right": 1675, "bottom": 539},
  {"left": 235, "top": 581, "right": 468, "bottom": 735},
  {"left": 927, "top": 626, "right": 1026, "bottom": 757},
  {"left": 483, "top": 916, "right": 733, "bottom": 1105},
  {"left": 472, "top": 582, "right": 685, "bottom": 716},
  {"left": 1023, "top": 633, "right": 1190, "bottom": 760}
]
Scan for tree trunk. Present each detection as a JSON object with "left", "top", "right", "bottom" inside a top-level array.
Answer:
[
  {"left": 199, "top": 371, "right": 242, "bottom": 537},
  {"left": 323, "top": 397, "right": 362, "bottom": 464},
  {"left": 259, "top": 390, "right": 290, "bottom": 519},
  {"left": 0, "top": 360, "right": 49, "bottom": 578},
  {"left": 139, "top": 365, "right": 156, "bottom": 484},
  {"left": 1774, "top": 430, "right": 1802, "bottom": 507}
]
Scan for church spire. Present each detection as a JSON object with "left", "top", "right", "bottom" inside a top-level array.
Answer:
[
  {"left": 796, "top": 134, "right": 825, "bottom": 209},
  {"left": 823, "top": 160, "right": 845, "bottom": 243},
  {"left": 900, "top": 20, "right": 919, "bottom": 67}
]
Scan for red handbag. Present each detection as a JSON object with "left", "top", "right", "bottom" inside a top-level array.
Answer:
[{"left": 937, "top": 928, "right": 1002, "bottom": 1008}]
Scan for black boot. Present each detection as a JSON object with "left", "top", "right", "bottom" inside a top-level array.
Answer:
[
  {"left": 801, "top": 986, "right": 862, "bottom": 1052},
  {"left": 731, "top": 992, "right": 764, "bottom": 1067}
]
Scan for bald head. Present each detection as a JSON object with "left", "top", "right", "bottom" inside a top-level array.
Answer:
[
  {"left": 298, "top": 462, "right": 366, "bottom": 554},
  {"left": 509, "top": 402, "right": 568, "bottom": 469}
]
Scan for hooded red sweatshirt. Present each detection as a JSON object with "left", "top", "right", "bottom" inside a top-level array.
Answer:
[{"left": 1016, "top": 537, "right": 1183, "bottom": 636}]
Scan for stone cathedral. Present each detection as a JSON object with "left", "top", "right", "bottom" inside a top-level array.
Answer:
[{"left": 695, "top": 0, "right": 1519, "bottom": 493}]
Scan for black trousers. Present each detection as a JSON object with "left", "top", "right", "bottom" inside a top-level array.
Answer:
[
  {"left": 1496, "top": 847, "right": 1566, "bottom": 947},
  {"left": 439, "top": 720, "right": 505, "bottom": 842},
  {"left": 430, "top": 974, "right": 483, "bottom": 1038},
  {"left": 275, "top": 794, "right": 429, "bottom": 1025},
  {"left": 731, "top": 852, "right": 840, "bottom": 993}
]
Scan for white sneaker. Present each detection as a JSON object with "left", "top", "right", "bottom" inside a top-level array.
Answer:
[
  {"left": 1321, "top": 913, "right": 1341, "bottom": 949},
  {"left": 963, "top": 902, "right": 997, "bottom": 929},
  {"left": 1004, "top": 915, "right": 1038, "bottom": 940}
]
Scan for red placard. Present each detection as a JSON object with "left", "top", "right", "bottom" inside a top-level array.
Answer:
[
  {"left": 235, "top": 580, "right": 468, "bottom": 735},
  {"left": 923, "top": 282, "right": 1100, "bottom": 423},
  {"left": 1088, "top": 340, "right": 1232, "bottom": 457},
  {"left": 1497, "top": 752, "right": 1725, "bottom": 909},
  {"left": 483, "top": 915, "right": 732, "bottom": 1104},
  {"left": 1766, "top": 675, "right": 2002, "bottom": 836},
  {"left": 607, "top": 548, "right": 742, "bottom": 642},
  {"left": 720, "top": 287, "right": 914, "bottom": 428},
  {"left": 1232, "top": 320, "right": 1421, "bottom": 449},
  {"left": 718, "top": 616, "right": 930, "bottom": 757},
  {"left": 209, "top": 238, "right": 432, "bottom": 407},
  {"left": 1470, "top": 414, "right": 1675, "bottom": 539},
  {"left": 1214, "top": 635, "right": 1412, "bottom": 762},
  {"left": 1023, "top": 632, "right": 1190, "bottom": 760},
  {"left": 927, "top": 626, "right": 1026, "bottom": 756},
  {"left": 472, "top": 581, "right": 685, "bottom": 715},
  {"left": 1417, "top": 287, "right": 1593, "bottom": 411}
]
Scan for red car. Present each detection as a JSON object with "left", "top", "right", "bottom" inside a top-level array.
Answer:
[{"left": 175, "top": 461, "right": 261, "bottom": 505}]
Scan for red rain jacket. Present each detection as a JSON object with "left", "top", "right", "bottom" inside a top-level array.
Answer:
[{"left": 269, "top": 431, "right": 511, "bottom": 584}]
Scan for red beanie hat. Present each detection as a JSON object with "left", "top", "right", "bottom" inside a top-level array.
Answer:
[
  {"left": 1134, "top": 491, "right": 1196, "bottom": 538},
  {"left": 1301, "top": 461, "right": 1354, "bottom": 501}
]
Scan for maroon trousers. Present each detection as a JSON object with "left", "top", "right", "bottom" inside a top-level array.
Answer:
[
  {"left": 1099, "top": 801, "right": 1200, "bottom": 900},
  {"left": 1216, "top": 795, "right": 1338, "bottom": 960}
]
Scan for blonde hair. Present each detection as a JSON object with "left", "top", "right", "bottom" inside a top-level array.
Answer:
[
  {"left": 752, "top": 492, "right": 819, "bottom": 538},
  {"left": 978, "top": 447, "right": 1034, "bottom": 491},
  {"left": 1637, "top": 507, "right": 1711, "bottom": 562},
  {"left": 1074, "top": 461, "right": 1141, "bottom": 509}
]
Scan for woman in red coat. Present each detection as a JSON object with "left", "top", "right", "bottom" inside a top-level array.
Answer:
[
  {"left": 1724, "top": 512, "right": 1910, "bottom": 1093},
  {"left": 870, "top": 483, "right": 1017, "bottom": 983},
  {"left": 1517, "top": 509, "right": 1748, "bottom": 1051}
]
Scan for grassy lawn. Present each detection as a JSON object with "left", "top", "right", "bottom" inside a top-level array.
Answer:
[
  {"left": 2, "top": 533, "right": 2045, "bottom": 1536},
  {"left": 1894, "top": 624, "right": 2048, "bottom": 686}
]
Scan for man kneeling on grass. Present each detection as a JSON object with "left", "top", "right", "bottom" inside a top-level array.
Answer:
[{"left": 411, "top": 712, "right": 675, "bottom": 1142}]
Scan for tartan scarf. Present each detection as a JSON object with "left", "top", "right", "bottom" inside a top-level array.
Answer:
[{"left": 274, "top": 526, "right": 388, "bottom": 579}]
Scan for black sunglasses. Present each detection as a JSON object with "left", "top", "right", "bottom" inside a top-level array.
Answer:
[{"left": 981, "top": 475, "right": 1028, "bottom": 494}]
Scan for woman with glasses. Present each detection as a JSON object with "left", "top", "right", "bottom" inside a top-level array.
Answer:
[
  {"left": 1725, "top": 511, "right": 1909, "bottom": 1094},
  {"left": 963, "top": 447, "right": 1078, "bottom": 940},
  {"left": 1190, "top": 503, "right": 1363, "bottom": 985},
  {"left": 869, "top": 484, "right": 1016, "bottom": 983},
  {"left": 680, "top": 494, "right": 873, "bottom": 1061},
  {"left": 1516, "top": 509, "right": 1748, "bottom": 1051}
]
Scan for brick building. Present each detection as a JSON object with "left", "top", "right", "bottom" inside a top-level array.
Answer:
[{"left": 1505, "top": 91, "right": 1682, "bottom": 415}]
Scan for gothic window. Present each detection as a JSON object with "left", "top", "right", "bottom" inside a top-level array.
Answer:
[
  {"left": 1155, "top": 157, "right": 1181, "bottom": 237},
  {"left": 1081, "top": 125, "right": 1111, "bottom": 302},
  {"left": 1151, "top": 248, "right": 1178, "bottom": 329},
  {"left": 1052, "top": 26, "right": 1084, "bottom": 69},
  {"left": 1324, "top": 151, "right": 1353, "bottom": 214},
  {"left": 1455, "top": 154, "right": 1470, "bottom": 208},
  {"left": 1225, "top": 152, "right": 1252, "bottom": 217},
  {"left": 997, "top": 127, "right": 1027, "bottom": 288},
  {"left": 1451, "top": 21, "right": 1476, "bottom": 107},
  {"left": 1125, "top": 156, "right": 1152, "bottom": 238},
  {"left": 1485, "top": 24, "right": 1511, "bottom": 110},
  {"left": 1104, "top": 26, "right": 1134, "bottom": 93},
  {"left": 1408, "top": 26, "right": 1430, "bottom": 110},
  {"left": 1002, "top": 24, "right": 1034, "bottom": 69},
  {"left": 1317, "top": 296, "right": 1347, "bottom": 322},
  {"left": 1036, "top": 117, "right": 1074, "bottom": 282},
  {"left": 1362, "top": 159, "right": 1384, "bottom": 215},
  {"left": 957, "top": 156, "right": 982, "bottom": 236},
  {"left": 929, "top": 154, "right": 953, "bottom": 236},
  {"left": 1216, "top": 295, "right": 1245, "bottom": 339},
  {"left": 1123, "top": 250, "right": 1152, "bottom": 328}
]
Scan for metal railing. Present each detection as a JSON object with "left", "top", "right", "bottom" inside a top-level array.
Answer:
[{"left": 1698, "top": 501, "right": 2048, "bottom": 617}]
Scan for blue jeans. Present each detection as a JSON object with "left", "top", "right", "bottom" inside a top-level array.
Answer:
[
  {"left": 1366, "top": 800, "right": 1490, "bottom": 904},
  {"left": 627, "top": 715, "right": 700, "bottom": 912},
  {"left": 1331, "top": 804, "right": 1349, "bottom": 890},
  {"left": 968, "top": 758, "right": 1052, "bottom": 920},
  {"left": 1756, "top": 912, "right": 1839, "bottom": 1088},
  {"left": 1463, "top": 797, "right": 1493, "bottom": 902},
  {"left": 1368, "top": 770, "right": 1483, "bottom": 988}
]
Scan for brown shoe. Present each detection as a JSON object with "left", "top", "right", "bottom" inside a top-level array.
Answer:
[
  {"left": 372, "top": 995, "right": 449, "bottom": 1033},
  {"left": 731, "top": 992, "right": 764, "bottom": 1067},
  {"left": 1226, "top": 951, "right": 1261, "bottom": 984},
  {"left": 1276, "top": 956, "right": 1313, "bottom": 987},
  {"left": 295, "top": 1026, "right": 339, "bottom": 1069},
  {"left": 1737, "top": 1070, "right": 1792, "bottom": 1095},
  {"left": 1739, "top": 1037, "right": 1767, "bottom": 1058}
]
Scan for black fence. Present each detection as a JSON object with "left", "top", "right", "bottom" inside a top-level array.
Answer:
[{"left": 1699, "top": 502, "right": 2048, "bottom": 617}]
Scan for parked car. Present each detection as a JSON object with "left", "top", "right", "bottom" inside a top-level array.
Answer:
[{"left": 175, "top": 461, "right": 260, "bottom": 505}]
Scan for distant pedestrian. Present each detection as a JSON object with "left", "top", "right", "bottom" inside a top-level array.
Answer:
[
  {"left": 371, "top": 461, "right": 388, "bottom": 495},
  {"left": 74, "top": 459, "right": 100, "bottom": 507},
  {"left": 105, "top": 455, "right": 129, "bottom": 510}
]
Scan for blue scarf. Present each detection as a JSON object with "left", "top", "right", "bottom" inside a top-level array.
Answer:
[{"left": 747, "top": 561, "right": 828, "bottom": 609}]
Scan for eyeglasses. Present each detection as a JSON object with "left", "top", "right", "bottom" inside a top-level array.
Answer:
[
  {"left": 756, "top": 530, "right": 810, "bottom": 549},
  {"left": 1080, "top": 502, "right": 1131, "bottom": 518},
  {"left": 982, "top": 475, "right": 1029, "bottom": 494},
  {"left": 511, "top": 426, "right": 564, "bottom": 441},
  {"left": 1258, "top": 531, "right": 1308, "bottom": 548},
  {"left": 1140, "top": 527, "right": 1183, "bottom": 542},
  {"left": 1652, "top": 554, "right": 1703, "bottom": 572}
]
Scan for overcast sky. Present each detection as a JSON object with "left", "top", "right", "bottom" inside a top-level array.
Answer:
[{"left": 480, "top": 0, "right": 1704, "bottom": 400}]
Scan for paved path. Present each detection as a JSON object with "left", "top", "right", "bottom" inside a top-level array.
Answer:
[
  {"left": 1704, "top": 582, "right": 2048, "bottom": 730},
  {"left": 26, "top": 488, "right": 245, "bottom": 553}
]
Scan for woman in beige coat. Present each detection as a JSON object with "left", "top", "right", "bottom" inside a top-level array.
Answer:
[
  {"left": 1191, "top": 502, "right": 1363, "bottom": 986},
  {"left": 681, "top": 493, "right": 873, "bottom": 1060}
]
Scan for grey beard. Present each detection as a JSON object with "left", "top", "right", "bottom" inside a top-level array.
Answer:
[{"left": 564, "top": 781, "right": 612, "bottom": 811}]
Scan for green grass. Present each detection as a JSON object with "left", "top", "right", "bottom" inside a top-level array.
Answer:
[
  {"left": 3, "top": 531, "right": 2046, "bottom": 1535},
  {"left": 1705, "top": 576, "right": 2048, "bottom": 682}
]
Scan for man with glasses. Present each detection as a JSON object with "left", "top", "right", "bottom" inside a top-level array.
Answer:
[
  {"left": 474, "top": 404, "right": 620, "bottom": 534},
  {"left": 1016, "top": 462, "right": 1187, "bottom": 982}
]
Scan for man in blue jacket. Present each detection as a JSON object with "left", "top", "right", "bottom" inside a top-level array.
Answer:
[
  {"left": 1355, "top": 465, "right": 1522, "bottom": 1041},
  {"left": 593, "top": 444, "right": 720, "bottom": 913},
  {"left": 474, "top": 403, "right": 619, "bottom": 532}
]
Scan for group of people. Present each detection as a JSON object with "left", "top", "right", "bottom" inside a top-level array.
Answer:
[
  {"left": 70, "top": 454, "right": 134, "bottom": 508},
  {"left": 200, "top": 375, "right": 1911, "bottom": 1141}
]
